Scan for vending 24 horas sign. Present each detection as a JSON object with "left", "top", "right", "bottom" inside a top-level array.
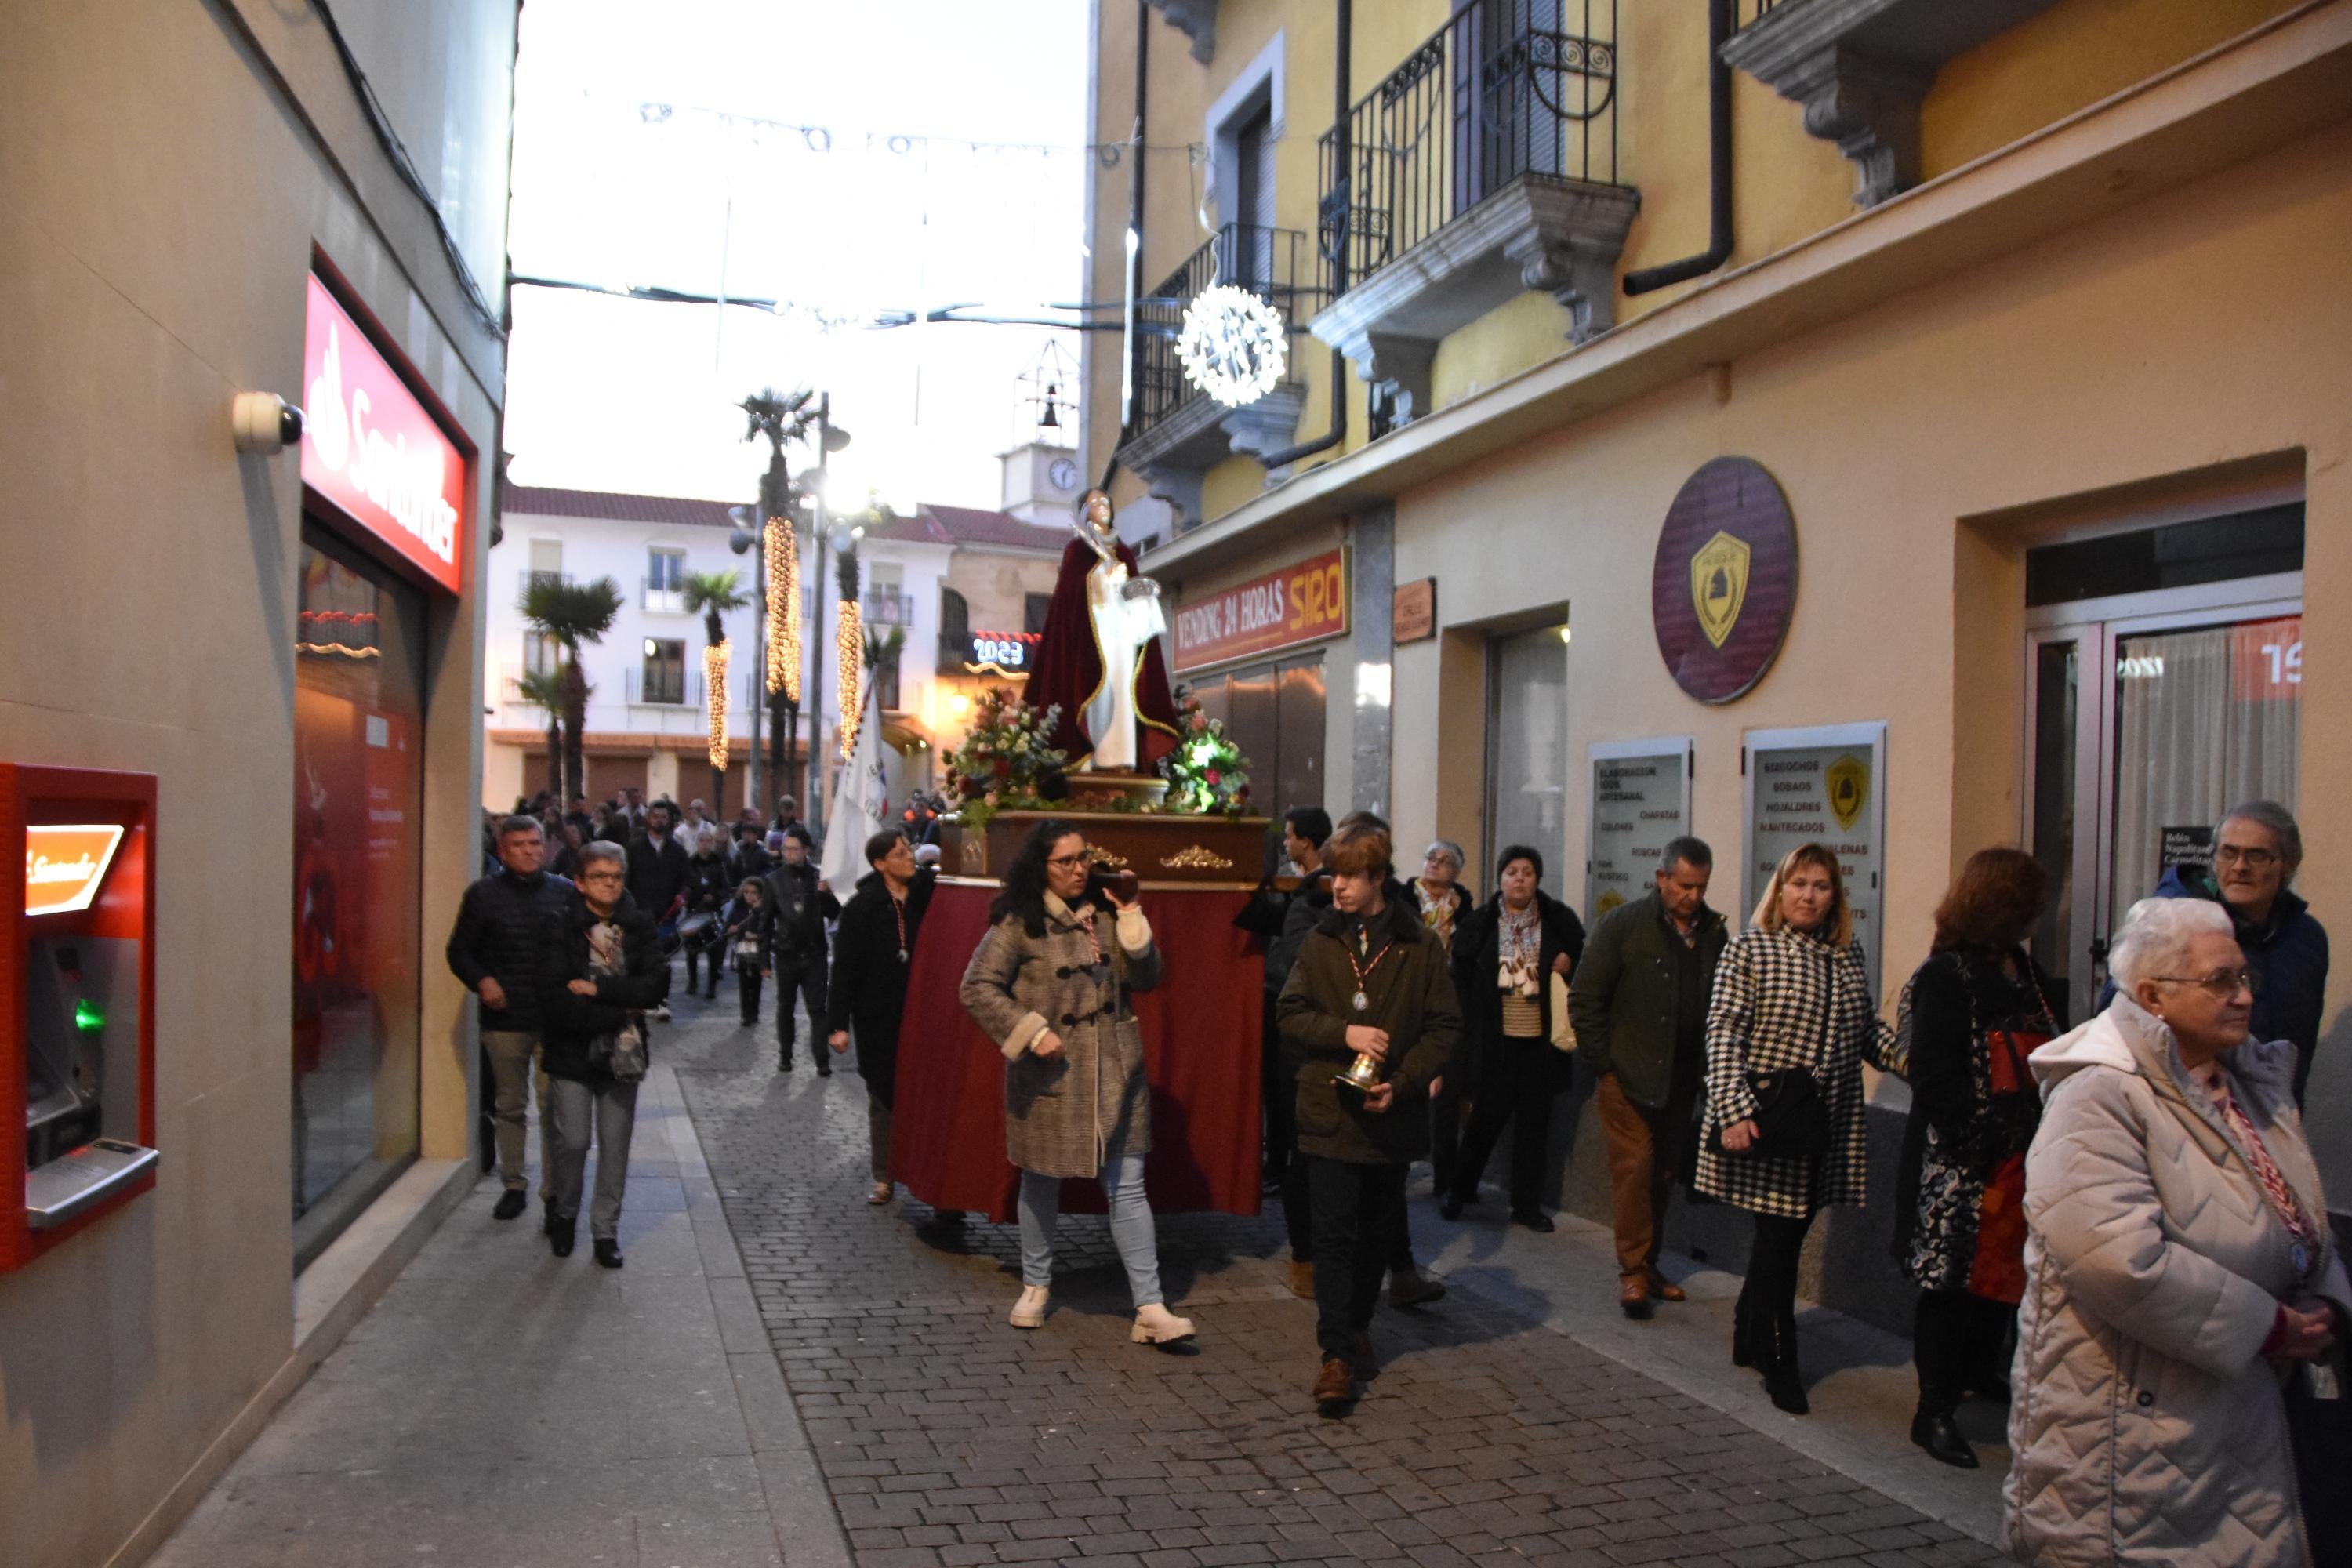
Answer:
[{"left": 1171, "top": 549, "right": 1347, "bottom": 673}]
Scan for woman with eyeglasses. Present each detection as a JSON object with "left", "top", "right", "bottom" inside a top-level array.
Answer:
[
  {"left": 2006, "top": 896, "right": 2349, "bottom": 1566},
  {"left": 959, "top": 820, "right": 1195, "bottom": 1346}
]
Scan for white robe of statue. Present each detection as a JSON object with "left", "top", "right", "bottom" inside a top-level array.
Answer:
[{"left": 1082, "top": 554, "right": 1167, "bottom": 772}]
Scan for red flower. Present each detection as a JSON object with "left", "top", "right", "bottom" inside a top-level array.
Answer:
[
  {"left": 993, "top": 757, "right": 1012, "bottom": 779},
  {"left": 1204, "top": 769, "right": 1221, "bottom": 786}
]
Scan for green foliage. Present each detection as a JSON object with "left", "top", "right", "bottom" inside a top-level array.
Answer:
[
  {"left": 682, "top": 569, "right": 747, "bottom": 645},
  {"left": 941, "top": 687, "right": 1069, "bottom": 830},
  {"left": 519, "top": 575, "right": 625, "bottom": 650},
  {"left": 1158, "top": 687, "right": 1251, "bottom": 815}
]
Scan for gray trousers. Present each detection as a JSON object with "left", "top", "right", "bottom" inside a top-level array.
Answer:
[
  {"left": 548, "top": 1077, "right": 638, "bottom": 1240},
  {"left": 482, "top": 1029, "right": 552, "bottom": 1197}
]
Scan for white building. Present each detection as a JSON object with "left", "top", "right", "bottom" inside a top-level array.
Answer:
[{"left": 485, "top": 444, "right": 1080, "bottom": 825}]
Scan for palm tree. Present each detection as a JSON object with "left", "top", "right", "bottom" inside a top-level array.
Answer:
[
  {"left": 864, "top": 626, "right": 907, "bottom": 712},
  {"left": 742, "top": 390, "right": 824, "bottom": 794},
  {"left": 682, "top": 569, "right": 750, "bottom": 811},
  {"left": 515, "top": 669, "right": 568, "bottom": 801},
  {"left": 520, "top": 575, "right": 625, "bottom": 804}
]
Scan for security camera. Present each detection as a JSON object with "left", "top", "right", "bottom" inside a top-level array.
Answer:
[{"left": 233, "top": 393, "right": 306, "bottom": 456}]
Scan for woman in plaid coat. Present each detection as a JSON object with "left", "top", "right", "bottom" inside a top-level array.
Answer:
[
  {"left": 960, "top": 819, "right": 1196, "bottom": 1348},
  {"left": 1697, "top": 842, "right": 1899, "bottom": 1414}
]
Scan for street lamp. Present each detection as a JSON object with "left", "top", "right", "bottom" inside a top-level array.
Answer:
[{"left": 727, "top": 506, "right": 764, "bottom": 812}]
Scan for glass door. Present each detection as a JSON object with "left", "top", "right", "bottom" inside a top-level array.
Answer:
[
  {"left": 1483, "top": 622, "right": 1570, "bottom": 893},
  {"left": 2028, "top": 593, "right": 2301, "bottom": 1024}
]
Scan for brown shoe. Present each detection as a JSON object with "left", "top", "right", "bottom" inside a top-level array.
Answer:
[
  {"left": 1313, "top": 1356, "right": 1357, "bottom": 1416},
  {"left": 1288, "top": 1259, "right": 1316, "bottom": 1300},
  {"left": 1650, "top": 1272, "right": 1686, "bottom": 1303},
  {"left": 1348, "top": 1330, "right": 1380, "bottom": 1380},
  {"left": 1388, "top": 1268, "right": 1447, "bottom": 1308},
  {"left": 1620, "top": 1276, "right": 1654, "bottom": 1320}
]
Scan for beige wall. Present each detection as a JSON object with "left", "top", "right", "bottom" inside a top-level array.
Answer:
[
  {"left": 1369, "top": 121, "right": 2350, "bottom": 1169},
  {"left": 0, "top": 3, "right": 509, "bottom": 1565}
]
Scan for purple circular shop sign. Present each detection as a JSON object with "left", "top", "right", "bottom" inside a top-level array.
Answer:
[{"left": 1651, "top": 456, "right": 1798, "bottom": 704}]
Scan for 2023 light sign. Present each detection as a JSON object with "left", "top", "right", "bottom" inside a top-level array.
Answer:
[{"left": 1171, "top": 549, "right": 1347, "bottom": 673}]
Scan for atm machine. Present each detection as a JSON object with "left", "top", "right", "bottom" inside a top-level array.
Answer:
[{"left": 3, "top": 764, "right": 158, "bottom": 1271}]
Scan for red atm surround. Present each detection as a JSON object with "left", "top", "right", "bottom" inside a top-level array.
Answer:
[{"left": 1, "top": 764, "right": 158, "bottom": 1271}]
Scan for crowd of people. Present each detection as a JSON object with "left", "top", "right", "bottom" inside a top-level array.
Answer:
[{"left": 452, "top": 784, "right": 2346, "bottom": 1564}]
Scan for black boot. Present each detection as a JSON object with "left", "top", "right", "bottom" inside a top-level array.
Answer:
[
  {"left": 549, "top": 1216, "right": 576, "bottom": 1258},
  {"left": 1762, "top": 1306, "right": 1809, "bottom": 1414},
  {"left": 1910, "top": 1407, "right": 1978, "bottom": 1468},
  {"left": 1731, "top": 1290, "right": 1756, "bottom": 1368}
]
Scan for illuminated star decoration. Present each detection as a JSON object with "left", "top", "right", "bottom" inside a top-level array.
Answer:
[
  {"left": 765, "top": 517, "right": 800, "bottom": 702},
  {"left": 705, "top": 641, "right": 731, "bottom": 768},
  {"left": 836, "top": 601, "right": 864, "bottom": 760},
  {"left": 1176, "top": 285, "right": 1287, "bottom": 408}
]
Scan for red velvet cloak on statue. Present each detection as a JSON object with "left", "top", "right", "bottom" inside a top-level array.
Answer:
[{"left": 1027, "top": 536, "right": 1181, "bottom": 771}]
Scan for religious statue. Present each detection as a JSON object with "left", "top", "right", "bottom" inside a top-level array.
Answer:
[{"left": 1025, "top": 488, "right": 1181, "bottom": 772}]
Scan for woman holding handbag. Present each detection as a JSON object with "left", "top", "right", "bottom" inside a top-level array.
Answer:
[
  {"left": 1697, "top": 842, "right": 1897, "bottom": 1413},
  {"left": 1891, "top": 848, "right": 2062, "bottom": 1469}
]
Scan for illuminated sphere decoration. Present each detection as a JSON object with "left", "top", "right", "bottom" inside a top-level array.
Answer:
[
  {"left": 705, "top": 641, "right": 731, "bottom": 768},
  {"left": 1176, "top": 285, "right": 1287, "bottom": 408}
]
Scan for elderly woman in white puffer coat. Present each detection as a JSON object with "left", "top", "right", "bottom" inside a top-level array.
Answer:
[{"left": 2005, "top": 897, "right": 2350, "bottom": 1566}]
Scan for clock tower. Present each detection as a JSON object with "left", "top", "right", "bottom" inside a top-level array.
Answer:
[{"left": 997, "top": 440, "right": 1085, "bottom": 527}]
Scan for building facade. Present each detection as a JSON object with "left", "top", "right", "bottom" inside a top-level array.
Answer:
[
  {"left": 1083, "top": 0, "right": 2352, "bottom": 1322},
  {"left": 1, "top": 3, "right": 515, "bottom": 1565},
  {"left": 487, "top": 467, "right": 1070, "bottom": 826}
]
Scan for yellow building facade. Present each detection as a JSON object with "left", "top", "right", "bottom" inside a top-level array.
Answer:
[{"left": 1083, "top": 0, "right": 2352, "bottom": 1316}]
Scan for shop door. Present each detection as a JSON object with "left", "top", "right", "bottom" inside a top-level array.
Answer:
[
  {"left": 292, "top": 528, "right": 426, "bottom": 1269},
  {"left": 1484, "top": 622, "right": 1570, "bottom": 893},
  {"left": 2027, "top": 578, "right": 2302, "bottom": 1025}
]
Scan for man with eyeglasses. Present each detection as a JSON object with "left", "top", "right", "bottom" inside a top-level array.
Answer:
[{"left": 2143, "top": 800, "right": 2330, "bottom": 1103}]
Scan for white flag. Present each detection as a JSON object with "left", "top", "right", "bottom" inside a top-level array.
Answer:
[{"left": 820, "top": 685, "right": 891, "bottom": 892}]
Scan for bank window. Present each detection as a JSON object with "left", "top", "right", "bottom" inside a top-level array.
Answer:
[
  {"left": 641, "top": 637, "right": 686, "bottom": 704},
  {"left": 523, "top": 630, "right": 559, "bottom": 678}
]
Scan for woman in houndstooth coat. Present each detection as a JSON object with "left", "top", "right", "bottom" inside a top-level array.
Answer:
[{"left": 1697, "top": 842, "right": 1900, "bottom": 1414}]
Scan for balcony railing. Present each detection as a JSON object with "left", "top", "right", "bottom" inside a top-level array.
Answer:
[
  {"left": 1734, "top": 0, "right": 1788, "bottom": 23},
  {"left": 641, "top": 578, "right": 688, "bottom": 614},
  {"left": 1128, "top": 223, "right": 1319, "bottom": 444},
  {"left": 863, "top": 590, "right": 916, "bottom": 628},
  {"left": 1316, "top": 1, "right": 1621, "bottom": 303}
]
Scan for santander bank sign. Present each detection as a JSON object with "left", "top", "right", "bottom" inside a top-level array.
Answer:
[{"left": 300, "top": 275, "right": 466, "bottom": 596}]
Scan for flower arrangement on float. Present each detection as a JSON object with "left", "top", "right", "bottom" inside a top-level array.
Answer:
[
  {"left": 1157, "top": 688, "right": 1250, "bottom": 815},
  {"left": 942, "top": 688, "right": 1069, "bottom": 829}
]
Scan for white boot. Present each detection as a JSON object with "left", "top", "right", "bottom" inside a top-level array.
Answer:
[
  {"left": 1131, "top": 1301, "right": 1196, "bottom": 1345},
  {"left": 1008, "top": 1285, "right": 1050, "bottom": 1329}
]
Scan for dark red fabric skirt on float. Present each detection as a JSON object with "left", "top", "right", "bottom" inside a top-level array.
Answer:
[{"left": 888, "top": 881, "right": 1265, "bottom": 1222}]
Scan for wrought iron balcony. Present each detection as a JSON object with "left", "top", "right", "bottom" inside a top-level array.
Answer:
[
  {"left": 1118, "top": 223, "right": 1323, "bottom": 532},
  {"left": 1308, "top": 1, "right": 1635, "bottom": 422}
]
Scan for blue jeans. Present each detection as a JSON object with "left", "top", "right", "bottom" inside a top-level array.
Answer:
[{"left": 1018, "top": 1151, "right": 1161, "bottom": 1307}]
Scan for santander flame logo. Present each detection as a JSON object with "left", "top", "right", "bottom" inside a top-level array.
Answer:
[
  {"left": 299, "top": 276, "right": 463, "bottom": 586},
  {"left": 307, "top": 321, "right": 352, "bottom": 473}
]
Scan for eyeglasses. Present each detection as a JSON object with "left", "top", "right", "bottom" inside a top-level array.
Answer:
[
  {"left": 1046, "top": 852, "right": 1091, "bottom": 869},
  {"left": 2213, "top": 845, "right": 2282, "bottom": 869},
  {"left": 2151, "top": 968, "right": 2258, "bottom": 999}
]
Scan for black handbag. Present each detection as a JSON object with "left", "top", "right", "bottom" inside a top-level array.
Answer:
[{"left": 1710, "top": 952, "right": 1835, "bottom": 1161}]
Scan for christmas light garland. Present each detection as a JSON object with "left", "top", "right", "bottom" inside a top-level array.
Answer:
[
  {"left": 765, "top": 516, "right": 800, "bottom": 702},
  {"left": 705, "top": 641, "right": 731, "bottom": 768},
  {"left": 835, "top": 602, "right": 864, "bottom": 760}
]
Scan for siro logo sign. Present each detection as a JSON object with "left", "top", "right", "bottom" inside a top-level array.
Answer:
[
  {"left": 300, "top": 275, "right": 466, "bottom": 595},
  {"left": 1171, "top": 549, "right": 1347, "bottom": 672}
]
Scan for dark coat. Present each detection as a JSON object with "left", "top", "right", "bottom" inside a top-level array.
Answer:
[
  {"left": 1277, "top": 895, "right": 1462, "bottom": 1165},
  {"left": 444, "top": 866, "right": 575, "bottom": 1033},
  {"left": 762, "top": 860, "right": 840, "bottom": 967},
  {"left": 826, "top": 866, "right": 937, "bottom": 1105},
  {"left": 1568, "top": 890, "right": 1727, "bottom": 1109},
  {"left": 1452, "top": 891, "right": 1586, "bottom": 1098},
  {"left": 727, "top": 838, "right": 775, "bottom": 885},
  {"left": 2147, "top": 864, "right": 2329, "bottom": 1100},
  {"left": 717, "top": 896, "right": 775, "bottom": 973},
  {"left": 684, "top": 853, "right": 732, "bottom": 914},
  {"left": 1267, "top": 880, "right": 1333, "bottom": 997},
  {"left": 533, "top": 891, "right": 670, "bottom": 1083},
  {"left": 960, "top": 897, "right": 1163, "bottom": 1178},
  {"left": 625, "top": 831, "right": 691, "bottom": 923}
]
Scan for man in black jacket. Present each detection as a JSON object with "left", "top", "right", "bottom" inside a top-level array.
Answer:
[
  {"left": 534, "top": 844, "right": 669, "bottom": 1266},
  {"left": 827, "top": 829, "right": 936, "bottom": 1203},
  {"left": 765, "top": 827, "right": 840, "bottom": 1073},
  {"left": 445, "top": 815, "right": 575, "bottom": 1221},
  {"left": 1568, "top": 836, "right": 1726, "bottom": 1319},
  {"left": 625, "top": 800, "right": 691, "bottom": 930}
]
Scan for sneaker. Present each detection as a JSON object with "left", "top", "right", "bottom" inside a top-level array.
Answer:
[{"left": 492, "top": 1189, "right": 528, "bottom": 1221}]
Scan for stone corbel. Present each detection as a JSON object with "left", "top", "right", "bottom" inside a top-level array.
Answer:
[
  {"left": 1219, "top": 383, "right": 1306, "bottom": 481},
  {"left": 1146, "top": 0, "right": 1216, "bottom": 64},
  {"left": 1506, "top": 228, "right": 1623, "bottom": 345},
  {"left": 1137, "top": 463, "right": 1206, "bottom": 535},
  {"left": 1785, "top": 47, "right": 1933, "bottom": 208},
  {"left": 1357, "top": 334, "right": 1437, "bottom": 426}
]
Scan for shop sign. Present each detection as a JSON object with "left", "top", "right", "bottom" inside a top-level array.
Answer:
[
  {"left": 960, "top": 630, "right": 1040, "bottom": 674},
  {"left": 24, "top": 824, "right": 126, "bottom": 916},
  {"left": 1586, "top": 739, "right": 1690, "bottom": 924},
  {"left": 2232, "top": 617, "right": 2302, "bottom": 702},
  {"left": 1744, "top": 723, "right": 1887, "bottom": 1001},
  {"left": 2160, "top": 825, "right": 2212, "bottom": 870},
  {"left": 1393, "top": 579, "right": 1436, "bottom": 644},
  {"left": 1652, "top": 457, "right": 1798, "bottom": 704},
  {"left": 300, "top": 275, "right": 466, "bottom": 596},
  {"left": 1171, "top": 549, "right": 1347, "bottom": 673}
]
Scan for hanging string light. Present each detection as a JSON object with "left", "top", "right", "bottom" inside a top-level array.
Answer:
[
  {"left": 705, "top": 640, "right": 731, "bottom": 768},
  {"left": 835, "top": 601, "right": 864, "bottom": 761},
  {"left": 765, "top": 517, "right": 800, "bottom": 702}
]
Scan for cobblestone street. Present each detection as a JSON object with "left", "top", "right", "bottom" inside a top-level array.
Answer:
[{"left": 667, "top": 989, "right": 2008, "bottom": 1568}]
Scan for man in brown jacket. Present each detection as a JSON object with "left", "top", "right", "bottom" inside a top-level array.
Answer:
[{"left": 1277, "top": 822, "right": 1462, "bottom": 1416}]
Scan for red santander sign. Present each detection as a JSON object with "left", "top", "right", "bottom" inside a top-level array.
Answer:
[
  {"left": 1171, "top": 549, "right": 1347, "bottom": 673},
  {"left": 300, "top": 275, "right": 466, "bottom": 595}
]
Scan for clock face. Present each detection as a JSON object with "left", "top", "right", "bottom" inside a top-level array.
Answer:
[{"left": 1047, "top": 457, "right": 1080, "bottom": 492}]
